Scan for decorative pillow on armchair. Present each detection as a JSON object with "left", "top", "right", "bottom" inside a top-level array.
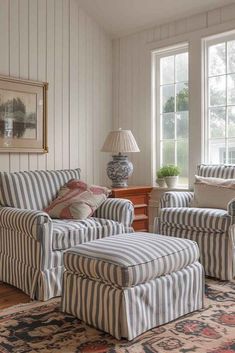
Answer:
[
  {"left": 191, "top": 175, "right": 235, "bottom": 210},
  {"left": 44, "top": 179, "right": 110, "bottom": 219}
]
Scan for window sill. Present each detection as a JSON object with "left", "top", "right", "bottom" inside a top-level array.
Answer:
[{"left": 152, "top": 185, "right": 192, "bottom": 191}]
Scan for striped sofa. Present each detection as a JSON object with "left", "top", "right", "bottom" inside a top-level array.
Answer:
[
  {"left": 157, "top": 164, "right": 235, "bottom": 280},
  {"left": 0, "top": 168, "right": 134, "bottom": 300}
]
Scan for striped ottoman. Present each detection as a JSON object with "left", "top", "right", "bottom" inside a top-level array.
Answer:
[{"left": 61, "top": 232, "right": 204, "bottom": 340}]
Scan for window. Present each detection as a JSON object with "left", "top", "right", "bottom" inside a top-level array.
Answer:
[
  {"left": 205, "top": 34, "right": 235, "bottom": 164},
  {"left": 155, "top": 44, "right": 189, "bottom": 186}
]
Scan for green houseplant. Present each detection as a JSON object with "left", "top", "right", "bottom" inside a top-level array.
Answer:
[
  {"left": 156, "top": 170, "right": 166, "bottom": 188},
  {"left": 160, "top": 165, "right": 180, "bottom": 188}
]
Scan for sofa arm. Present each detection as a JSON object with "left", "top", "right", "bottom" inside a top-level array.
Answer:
[
  {"left": 0, "top": 207, "right": 51, "bottom": 241},
  {"left": 93, "top": 198, "right": 134, "bottom": 229},
  {"left": 160, "top": 191, "right": 194, "bottom": 208}
]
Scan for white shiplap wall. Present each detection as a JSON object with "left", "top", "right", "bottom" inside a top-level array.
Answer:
[
  {"left": 113, "top": 3, "right": 235, "bottom": 186},
  {"left": 0, "top": 0, "right": 112, "bottom": 185}
]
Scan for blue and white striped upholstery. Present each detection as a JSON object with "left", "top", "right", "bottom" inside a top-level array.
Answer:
[
  {"left": 197, "top": 164, "right": 235, "bottom": 178},
  {"left": 64, "top": 233, "right": 199, "bottom": 287},
  {"left": 160, "top": 191, "right": 193, "bottom": 208},
  {"left": 94, "top": 198, "right": 134, "bottom": 230},
  {"left": 228, "top": 198, "right": 235, "bottom": 216},
  {"left": 161, "top": 207, "right": 230, "bottom": 232},
  {"left": 0, "top": 168, "right": 81, "bottom": 210},
  {"left": 52, "top": 218, "right": 125, "bottom": 250},
  {"left": 62, "top": 233, "right": 204, "bottom": 340},
  {"left": 0, "top": 169, "right": 134, "bottom": 300},
  {"left": 157, "top": 164, "right": 235, "bottom": 280},
  {"left": 0, "top": 207, "right": 51, "bottom": 239}
]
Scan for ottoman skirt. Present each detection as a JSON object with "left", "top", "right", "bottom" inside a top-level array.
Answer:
[{"left": 61, "top": 261, "right": 204, "bottom": 340}]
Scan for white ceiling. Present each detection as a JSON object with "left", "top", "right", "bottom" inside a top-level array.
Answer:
[{"left": 77, "top": 0, "right": 235, "bottom": 38}]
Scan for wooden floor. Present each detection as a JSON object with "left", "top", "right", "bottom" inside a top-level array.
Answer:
[{"left": 0, "top": 282, "right": 30, "bottom": 310}]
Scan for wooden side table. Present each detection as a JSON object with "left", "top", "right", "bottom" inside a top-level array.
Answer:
[{"left": 111, "top": 186, "right": 153, "bottom": 232}]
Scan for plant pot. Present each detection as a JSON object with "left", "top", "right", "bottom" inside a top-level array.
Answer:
[
  {"left": 165, "top": 176, "right": 178, "bottom": 188},
  {"left": 156, "top": 178, "right": 166, "bottom": 188}
]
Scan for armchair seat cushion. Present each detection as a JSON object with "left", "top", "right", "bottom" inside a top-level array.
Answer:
[
  {"left": 52, "top": 217, "right": 125, "bottom": 250},
  {"left": 160, "top": 207, "right": 230, "bottom": 232}
]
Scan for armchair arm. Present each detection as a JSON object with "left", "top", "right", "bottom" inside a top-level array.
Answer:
[
  {"left": 0, "top": 207, "right": 51, "bottom": 241},
  {"left": 93, "top": 198, "right": 134, "bottom": 230},
  {"left": 228, "top": 199, "right": 235, "bottom": 221},
  {"left": 160, "top": 191, "right": 194, "bottom": 208}
]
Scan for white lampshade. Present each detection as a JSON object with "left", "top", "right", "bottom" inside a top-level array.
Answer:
[{"left": 101, "top": 129, "right": 140, "bottom": 153}]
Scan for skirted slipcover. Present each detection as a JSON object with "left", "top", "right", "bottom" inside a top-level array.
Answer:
[
  {"left": 0, "top": 169, "right": 134, "bottom": 300},
  {"left": 62, "top": 233, "right": 204, "bottom": 340},
  {"left": 156, "top": 164, "right": 235, "bottom": 280}
]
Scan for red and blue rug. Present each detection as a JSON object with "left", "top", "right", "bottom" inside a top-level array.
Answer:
[{"left": 0, "top": 279, "right": 235, "bottom": 353}]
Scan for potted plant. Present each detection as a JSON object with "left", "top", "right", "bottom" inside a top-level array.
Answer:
[
  {"left": 156, "top": 170, "right": 166, "bottom": 188},
  {"left": 160, "top": 165, "right": 180, "bottom": 188}
]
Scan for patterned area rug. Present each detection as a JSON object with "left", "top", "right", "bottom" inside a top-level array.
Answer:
[{"left": 0, "top": 279, "right": 235, "bottom": 353}]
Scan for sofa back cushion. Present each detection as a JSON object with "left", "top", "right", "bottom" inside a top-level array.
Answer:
[
  {"left": 0, "top": 168, "right": 80, "bottom": 210},
  {"left": 197, "top": 164, "right": 235, "bottom": 179}
]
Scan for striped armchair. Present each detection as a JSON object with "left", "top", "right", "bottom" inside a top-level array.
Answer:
[
  {"left": 156, "top": 164, "right": 235, "bottom": 281},
  {"left": 0, "top": 169, "right": 134, "bottom": 300}
]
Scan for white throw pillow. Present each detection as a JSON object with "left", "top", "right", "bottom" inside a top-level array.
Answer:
[{"left": 191, "top": 175, "right": 235, "bottom": 210}]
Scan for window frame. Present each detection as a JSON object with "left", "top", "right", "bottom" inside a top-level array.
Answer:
[
  {"left": 154, "top": 43, "right": 189, "bottom": 187},
  {"left": 203, "top": 31, "right": 235, "bottom": 164}
]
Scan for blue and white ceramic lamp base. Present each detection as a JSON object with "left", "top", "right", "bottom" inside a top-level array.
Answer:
[{"left": 107, "top": 154, "right": 133, "bottom": 188}]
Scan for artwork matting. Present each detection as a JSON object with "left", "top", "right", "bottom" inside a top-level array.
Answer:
[{"left": 0, "top": 75, "right": 48, "bottom": 153}]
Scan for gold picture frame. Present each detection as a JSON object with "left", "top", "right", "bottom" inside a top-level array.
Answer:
[{"left": 0, "top": 75, "right": 48, "bottom": 153}]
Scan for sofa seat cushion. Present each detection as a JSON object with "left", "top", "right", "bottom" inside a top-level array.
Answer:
[
  {"left": 52, "top": 217, "right": 125, "bottom": 250},
  {"left": 64, "top": 232, "right": 199, "bottom": 287},
  {"left": 160, "top": 207, "right": 230, "bottom": 232}
]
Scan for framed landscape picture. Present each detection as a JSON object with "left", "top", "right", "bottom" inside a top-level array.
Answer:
[{"left": 0, "top": 75, "right": 48, "bottom": 153}]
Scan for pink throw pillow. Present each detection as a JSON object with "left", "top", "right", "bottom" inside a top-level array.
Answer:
[{"left": 44, "top": 179, "right": 110, "bottom": 219}]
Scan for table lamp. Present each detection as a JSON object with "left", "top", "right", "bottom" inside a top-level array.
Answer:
[{"left": 101, "top": 128, "right": 140, "bottom": 187}]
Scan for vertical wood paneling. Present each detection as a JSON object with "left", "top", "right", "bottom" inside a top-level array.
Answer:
[
  {"left": 174, "top": 18, "right": 187, "bottom": 36},
  {"left": 169, "top": 22, "right": 176, "bottom": 37},
  {"left": 221, "top": 3, "right": 235, "bottom": 23},
  {"left": 62, "top": 0, "right": 70, "bottom": 169},
  {"left": 186, "top": 13, "right": 207, "bottom": 32},
  {"left": 86, "top": 15, "right": 94, "bottom": 184},
  {"left": 112, "top": 39, "right": 120, "bottom": 130},
  {"left": 207, "top": 8, "right": 221, "bottom": 27},
  {"left": 92, "top": 21, "right": 100, "bottom": 184},
  {"left": 9, "top": 0, "right": 20, "bottom": 76},
  {"left": 28, "top": 0, "right": 38, "bottom": 171},
  {"left": 78, "top": 8, "right": 87, "bottom": 179},
  {"left": 100, "top": 28, "right": 112, "bottom": 185},
  {"left": 46, "top": 0, "right": 55, "bottom": 170},
  {"left": 37, "top": 0, "right": 47, "bottom": 170},
  {"left": 69, "top": 0, "right": 79, "bottom": 170},
  {"left": 101, "top": 32, "right": 112, "bottom": 186},
  {"left": 9, "top": 0, "right": 20, "bottom": 172},
  {"left": 54, "top": 0, "right": 63, "bottom": 170},
  {"left": 0, "top": 0, "right": 112, "bottom": 184},
  {"left": 160, "top": 24, "right": 169, "bottom": 40},
  {"left": 0, "top": 0, "right": 10, "bottom": 171},
  {"left": 19, "top": 0, "right": 29, "bottom": 171},
  {"left": 153, "top": 27, "right": 160, "bottom": 42}
]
